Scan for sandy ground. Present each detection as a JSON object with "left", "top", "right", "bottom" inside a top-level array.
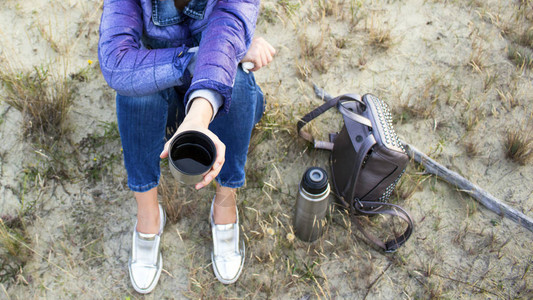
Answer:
[{"left": 1, "top": 0, "right": 532, "bottom": 299}]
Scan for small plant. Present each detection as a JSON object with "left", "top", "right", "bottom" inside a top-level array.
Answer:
[
  {"left": 398, "top": 74, "right": 449, "bottom": 119},
  {"left": 504, "top": 129, "right": 533, "bottom": 165},
  {"left": 278, "top": 0, "right": 300, "bottom": 17},
  {"left": 0, "top": 216, "right": 32, "bottom": 285},
  {"left": 69, "top": 63, "right": 94, "bottom": 82},
  {"left": 0, "top": 66, "right": 74, "bottom": 143},
  {"left": 259, "top": 4, "right": 278, "bottom": 24},
  {"left": 516, "top": 0, "right": 533, "bottom": 20},
  {"left": 464, "top": 141, "right": 480, "bottom": 157},
  {"left": 496, "top": 87, "right": 520, "bottom": 110},
  {"left": 367, "top": 14, "right": 394, "bottom": 51},
  {"left": 18, "top": 141, "right": 73, "bottom": 186},
  {"left": 515, "top": 26, "right": 533, "bottom": 48},
  {"left": 368, "top": 26, "right": 393, "bottom": 50},
  {"left": 295, "top": 60, "right": 312, "bottom": 80},
  {"left": 483, "top": 72, "right": 498, "bottom": 91},
  {"left": 158, "top": 175, "right": 201, "bottom": 224},
  {"left": 335, "top": 37, "right": 347, "bottom": 49},
  {"left": 462, "top": 107, "right": 482, "bottom": 132},
  {"left": 298, "top": 32, "right": 336, "bottom": 74},
  {"left": 469, "top": 39, "right": 486, "bottom": 72},
  {"left": 357, "top": 52, "right": 368, "bottom": 70},
  {"left": 37, "top": 22, "right": 61, "bottom": 53},
  {"left": 317, "top": 0, "right": 344, "bottom": 18},
  {"left": 77, "top": 121, "right": 122, "bottom": 183},
  {"left": 254, "top": 98, "right": 293, "bottom": 140},
  {"left": 508, "top": 43, "right": 533, "bottom": 69},
  {"left": 392, "top": 169, "right": 426, "bottom": 201}
]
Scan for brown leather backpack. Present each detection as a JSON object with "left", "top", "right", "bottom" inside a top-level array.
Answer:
[{"left": 297, "top": 92, "right": 413, "bottom": 252}]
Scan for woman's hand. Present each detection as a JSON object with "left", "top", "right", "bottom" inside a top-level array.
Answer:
[
  {"left": 160, "top": 98, "right": 226, "bottom": 190},
  {"left": 241, "top": 37, "right": 276, "bottom": 72}
]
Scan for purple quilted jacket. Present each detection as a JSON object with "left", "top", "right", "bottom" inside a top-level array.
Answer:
[{"left": 98, "top": 0, "right": 259, "bottom": 113}]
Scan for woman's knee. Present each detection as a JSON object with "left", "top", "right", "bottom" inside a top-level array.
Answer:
[{"left": 230, "top": 67, "right": 262, "bottom": 114}]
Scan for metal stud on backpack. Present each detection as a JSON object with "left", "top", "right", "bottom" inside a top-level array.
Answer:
[{"left": 297, "top": 91, "right": 414, "bottom": 252}]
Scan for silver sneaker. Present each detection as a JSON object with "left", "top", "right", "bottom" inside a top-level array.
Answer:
[
  {"left": 129, "top": 204, "right": 166, "bottom": 294},
  {"left": 210, "top": 198, "right": 245, "bottom": 284}
]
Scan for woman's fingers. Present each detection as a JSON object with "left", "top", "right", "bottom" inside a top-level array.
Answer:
[
  {"left": 261, "top": 50, "right": 269, "bottom": 67},
  {"left": 264, "top": 48, "right": 273, "bottom": 64},
  {"left": 251, "top": 56, "right": 262, "bottom": 72},
  {"left": 195, "top": 134, "right": 225, "bottom": 190},
  {"left": 160, "top": 140, "right": 170, "bottom": 158},
  {"left": 260, "top": 37, "right": 276, "bottom": 62},
  {"left": 250, "top": 47, "right": 272, "bottom": 71},
  {"left": 266, "top": 41, "right": 276, "bottom": 56},
  {"left": 241, "top": 37, "right": 276, "bottom": 72},
  {"left": 162, "top": 116, "right": 226, "bottom": 190}
]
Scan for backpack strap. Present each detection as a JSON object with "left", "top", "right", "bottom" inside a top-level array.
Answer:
[
  {"left": 297, "top": 97, "right": 339, "bottom": 150},
  {"left": 352, "top": 200, "right": 414, "bottom": 252},
  {"left": 337, "top": 100, "right": 372, "bottom": 128},
  {"left": 297, "top": 94, "right": 366, "bottom": 150}
]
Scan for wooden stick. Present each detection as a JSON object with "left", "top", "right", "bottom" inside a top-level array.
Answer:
[
  {"left": 312, "top": 85, "right": 533, "bottom": 233},
  {"left": 402, "top": 142, "right": 533, "bottom": 233}
]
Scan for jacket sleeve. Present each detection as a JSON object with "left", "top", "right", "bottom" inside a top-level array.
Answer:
[
  {"left": 185, "top": 0, "right": 260, "bottom": 114},
  {"left": 98, "top": 0, "right": 194, "bottom": 96}
]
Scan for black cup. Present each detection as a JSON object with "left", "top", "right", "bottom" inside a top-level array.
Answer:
[{"left": 169, "top": 131, "right": 216, "bottom": 185}]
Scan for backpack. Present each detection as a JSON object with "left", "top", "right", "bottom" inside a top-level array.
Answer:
[{"left": 297, "top": 92, "right": 413, "bottom": 252}]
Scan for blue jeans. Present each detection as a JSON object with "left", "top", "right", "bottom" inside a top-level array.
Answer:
[{"left": 116, "top": 67, "right": 264, "bottom": 192}]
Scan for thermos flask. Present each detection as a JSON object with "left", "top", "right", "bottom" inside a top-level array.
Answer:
[{"left": 294, "top": 167, "right": 330, "bottom": 242}]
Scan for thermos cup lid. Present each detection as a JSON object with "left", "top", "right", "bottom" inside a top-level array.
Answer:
[{"left": 301, "top": 167, "right": 328, "bottom": 194}]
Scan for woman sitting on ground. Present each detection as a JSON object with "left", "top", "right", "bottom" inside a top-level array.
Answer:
[{"left": 98, "top": 0, "right": 275, "bottom": 293}]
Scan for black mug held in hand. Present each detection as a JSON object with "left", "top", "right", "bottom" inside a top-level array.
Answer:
[{"left": 169, "top": 130, "right": 217, "bottom": 185}]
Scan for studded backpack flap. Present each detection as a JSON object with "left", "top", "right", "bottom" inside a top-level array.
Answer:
[{"left": 297, "top": 92, "right": 413, "bottom": 252}]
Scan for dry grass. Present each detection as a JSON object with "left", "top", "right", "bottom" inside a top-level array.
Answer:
[
  {"left": 295, "top": 60, "right": 312, "bottom": 80},
  {"left": 0, "top": 216, "right": 31, "bottom": 285},
  {"left": 277, "top": 0, "right": 301, "bottom": 19},
  {"left": 515, "top": 26, "right": 533, "bottom": 48},
  {"left": 392, "top": 167, "right": 428, "bottom": 201},
  {"left": 505, "top": 128, "right": 533, "bottom": 165},
  {"left": 469, "top": 38, "right": 486, "bottom": 72},
  {"left": 159, "top": 175, "right": 204, "bottom": 224},
  {"left": 483, "top": 71, "right": 498, "bottom": 91},
  {"left": 0, "top": 66, "right": 74, "bottom": 143},
  {"left": 395, "top": 74, "right": 451, "bottom": 121},
  {"left": 496, "top": 86, "right": 520, "bottom": 110},
  {"left": 315, "top": 0, "right": 348, "bottom": 20},
  {"left": 259, "top": 2, "right": 279, "bottom": 25},
  {"left": 464, "top": 140, "right": 480, "bottom": 157},
  {"left": 37, "top": 22, "right": 62, "bottom": 53},
  {"left": 366, "top": 13, "right": 395, "bottom": 51},
  {"left": 508, "top": 43, "right": 533, "bottom": 69},
  {"left": 517, "top": 0, "right": 533, "bottom": 20},
  {"left": 298, "top": 29, "right": 338, "bottom": 74},
  {"left": 461, "top": 101, "right": 484, "bottom": 132}
]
